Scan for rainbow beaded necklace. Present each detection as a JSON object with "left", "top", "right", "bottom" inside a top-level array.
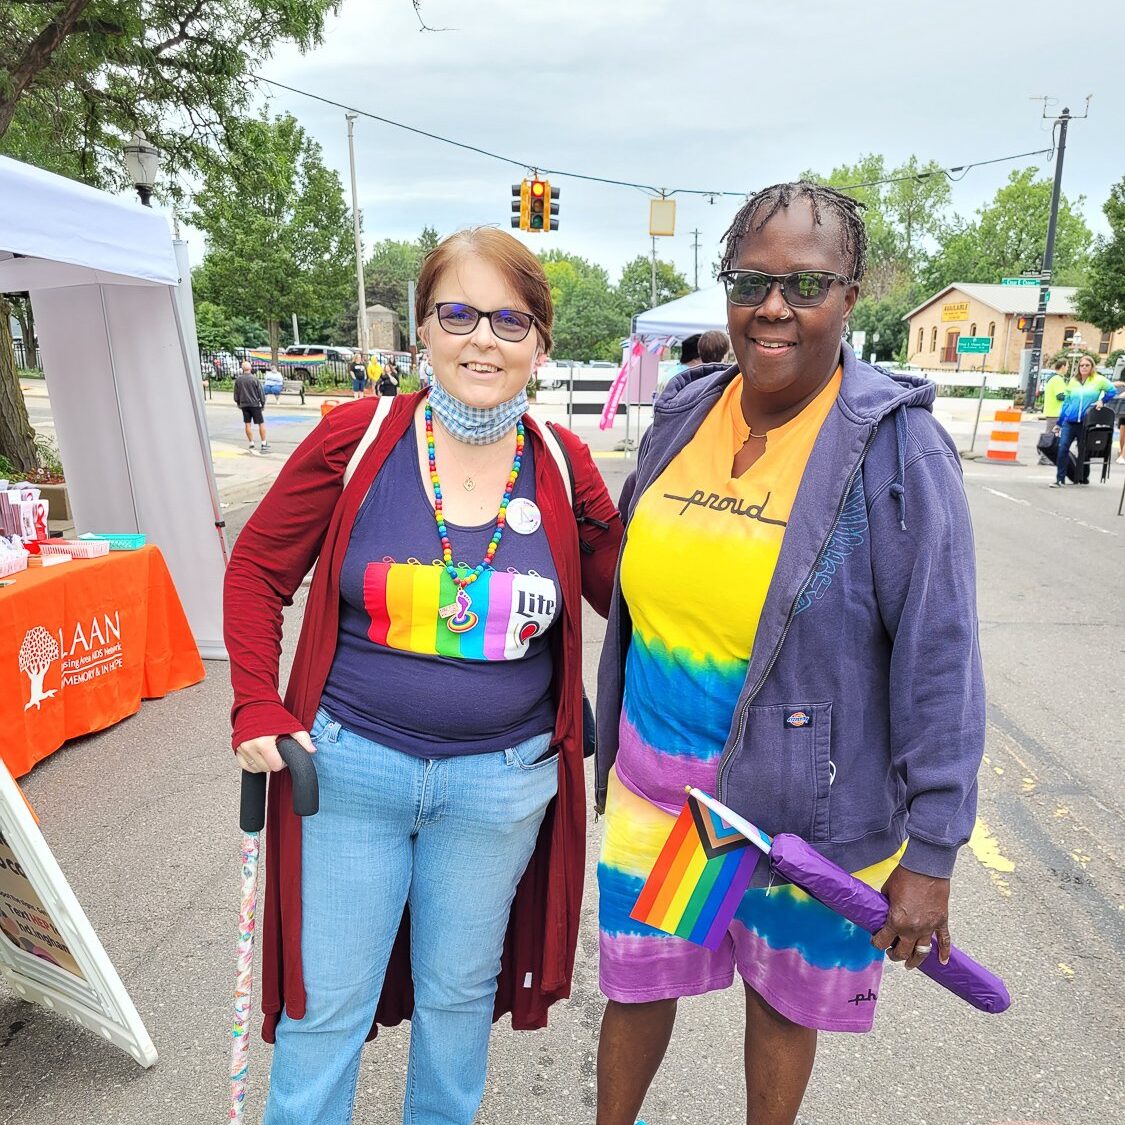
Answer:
[{"left": 425, "top": 399, "right": 525, "bottom": 633}]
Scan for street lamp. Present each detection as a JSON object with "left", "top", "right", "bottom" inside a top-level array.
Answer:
[{"left": 122, "top": 131, "right": 161, "bottom": 207}]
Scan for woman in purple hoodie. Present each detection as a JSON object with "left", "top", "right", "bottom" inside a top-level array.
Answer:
[{"left": 594, "top": 183, "right": 985, "bottom": 1125}]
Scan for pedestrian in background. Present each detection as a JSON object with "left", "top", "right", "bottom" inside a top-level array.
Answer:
[
  {"left": 1113, "top": 381, "right": 1125, "bottom": 464},
  {"left": 1040, "top": 359, "right": 1070, "bottom": 464},
  {"left": 234, "top": 360, "right": 269, "bottom": 453},
  {"left": 377, "top": 358, "right": 400, "bottom": 397},
  {"left": 349, "top": 352, "right": 368, "bottom": 400},
  {"left": 1051, "top": 355, "right": 1116, "bottom": 487},
  {"left": 697, "top": 329, "right": 730, "bottom": 365},
  {"left": 677, "top": 333, "right": 702, "bottom": 371},
  {"left": 366, "top": 351, "right": 383, "bottom": 395}
]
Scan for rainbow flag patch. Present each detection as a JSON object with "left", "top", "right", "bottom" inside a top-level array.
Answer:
[{"left": 630, "top": 792, "right": 761, "bottom": 950}]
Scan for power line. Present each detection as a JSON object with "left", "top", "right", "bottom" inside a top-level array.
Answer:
[{"left": 254, "top": 75, "right": 1054, "bottom": 200}]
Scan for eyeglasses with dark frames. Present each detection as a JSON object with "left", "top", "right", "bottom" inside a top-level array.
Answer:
[
  {"left": 719, "top": 270, "right": 854, "bottom": 309},
  {"left": 432, "top": 302, "right": 536, "bottom": 342}
]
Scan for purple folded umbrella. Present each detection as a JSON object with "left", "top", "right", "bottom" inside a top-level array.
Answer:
[
  {"left": 690, "top": 789, "right": 1011, "bottom": 1015},
  {"left": 769, "top": 834, "right": 1011, "bottom": 1013}
]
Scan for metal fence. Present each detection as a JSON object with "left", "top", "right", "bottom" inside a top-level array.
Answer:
[
  {"left": 12, "top": 338, "right": 40, "bottom": 370},
  {"left": 198, "top": 348, "right": 353, "bottom": 385}
]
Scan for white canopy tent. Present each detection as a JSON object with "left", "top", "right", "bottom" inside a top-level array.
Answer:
[
  {"left": 633, "top": 282, "right": 728, "bottom": 340},
  {"left": 0, "top": 156, "right": 227, "bottom": 658}
]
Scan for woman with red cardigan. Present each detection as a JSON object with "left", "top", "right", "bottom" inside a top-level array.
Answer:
[{"left": 224, "top": 228, "right": 622, "bottom": 1125}]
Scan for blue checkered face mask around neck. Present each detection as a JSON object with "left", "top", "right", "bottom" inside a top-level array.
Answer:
[{"left": 426, "top": 378, "right": 529, "bottom": 445}]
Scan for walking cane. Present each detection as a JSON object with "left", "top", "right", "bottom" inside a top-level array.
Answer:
[{"left": 230, "top": 736, "right": 319, "bottom": 1123}]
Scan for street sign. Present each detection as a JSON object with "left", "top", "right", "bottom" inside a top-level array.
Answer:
[
  {"left": 957, "top": 336, "right": 992, "bottom": 354},
  {"left": 1001, "top": 277, "right": 1039, "bottom": 286}
]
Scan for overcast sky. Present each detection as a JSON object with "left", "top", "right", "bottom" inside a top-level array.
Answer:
[{"left": 204, "top": 0, "right": 1122, "bottom": 288}]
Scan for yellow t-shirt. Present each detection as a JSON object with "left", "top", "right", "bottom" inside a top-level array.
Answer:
[{"left": 616, "top": 368, "right": 841, "bottom": 808}]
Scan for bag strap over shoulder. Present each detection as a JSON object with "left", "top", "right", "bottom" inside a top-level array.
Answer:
[
  {"left": 540, "top": 421, "right": 574, "bottom": 507},
  {"left": 541, "top": 421, "right": 610, "bottom": 553},
  {"left": 342, "top": 396, "right": 396, "bottom": 488}
]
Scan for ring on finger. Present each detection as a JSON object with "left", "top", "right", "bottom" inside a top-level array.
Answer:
[{"left": 914, "top": 944, "right": 933, "bottom": 955}]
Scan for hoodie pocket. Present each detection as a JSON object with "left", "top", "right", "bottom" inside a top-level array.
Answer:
[{"left": 724, "top": 701, "right": 833, "bottom": 842}]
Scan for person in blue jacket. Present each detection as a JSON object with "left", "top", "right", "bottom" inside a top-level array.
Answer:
[
  {"left": 1051, "top": 354, "right": 1116, "bottom": 486},
  {"left": 594, "top": 182, "right": 986, "bottom": 1125}
]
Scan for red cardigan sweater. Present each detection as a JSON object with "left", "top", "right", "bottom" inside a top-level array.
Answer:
[{"left": 223, "top": 393, "right": 623, "bottom": 1039}]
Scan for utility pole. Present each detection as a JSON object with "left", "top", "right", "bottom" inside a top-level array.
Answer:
[
  {"left": 346, "top": 113, "right": 368, "bottom": 355},
  {"left": 691, "top": 228, "right": 701, "bottom": 290},
  {"left": 1025, "top": 99, "right": 1089, "bottom": 410}
]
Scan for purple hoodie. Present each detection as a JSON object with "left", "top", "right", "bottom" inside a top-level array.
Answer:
[{"left": 596, "top": 344, "right": 985, "bottom": 879}]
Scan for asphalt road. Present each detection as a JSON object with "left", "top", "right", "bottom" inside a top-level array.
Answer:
[{"left": 4, "top": 388, "right": 1123, "bottom": 1124}]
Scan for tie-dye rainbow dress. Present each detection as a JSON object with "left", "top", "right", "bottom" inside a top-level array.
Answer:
[{"left": 598, "top": 369, "right": 902, "bottom": 1032}]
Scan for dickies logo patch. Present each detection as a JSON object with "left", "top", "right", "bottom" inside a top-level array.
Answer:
[{"left": 784, "top": 710, "right": 811, "bottom": 729}]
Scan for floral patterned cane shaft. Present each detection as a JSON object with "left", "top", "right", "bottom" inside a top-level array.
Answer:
[{"left": 230, "top": 833, "right": 260, "bottom": 1122}]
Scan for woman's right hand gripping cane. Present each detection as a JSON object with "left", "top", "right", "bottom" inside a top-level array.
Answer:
[{"left": 236, "top": 732, "right": 315, "bottom": 774}]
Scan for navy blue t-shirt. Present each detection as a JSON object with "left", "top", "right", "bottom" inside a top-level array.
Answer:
[{"left": 321, "top": 429, "right": 561, "bottom": 757}]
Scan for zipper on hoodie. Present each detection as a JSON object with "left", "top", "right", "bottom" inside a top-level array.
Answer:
[{"left": 716, "top": 424, "right": 879, "bottom": 802}]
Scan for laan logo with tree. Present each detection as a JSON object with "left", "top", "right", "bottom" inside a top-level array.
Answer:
[{"left": 19, "top": 627, "right": 60, "bottom": 711}]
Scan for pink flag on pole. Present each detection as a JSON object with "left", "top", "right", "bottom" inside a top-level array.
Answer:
[{"left": 599, "top": 340, "right": 643, "bottom": 431}]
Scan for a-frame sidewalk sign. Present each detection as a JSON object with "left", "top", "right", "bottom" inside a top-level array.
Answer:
[{"left": 0, "top": 758, "right": 157, "bottom": 1067}]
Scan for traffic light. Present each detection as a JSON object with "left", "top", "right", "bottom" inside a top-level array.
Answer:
[
  {"left": 528, "top": 178, "right": 547, "bottom": 230},
  {"left": 511, "top": 182, "right": 527, "bottom": 230},
  {"left": 547, "top": 183, "right": 560, "bottom": 231},
  {"left": 511, "top": 178, "right": 559, "bottom": 232},
  {"left": 1016, "top": 315, "right": 1032, "bottom": 332}
]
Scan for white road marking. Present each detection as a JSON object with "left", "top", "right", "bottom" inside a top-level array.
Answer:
[{"left": 974, "top": 484, "right": 1118, "bottom": 537}]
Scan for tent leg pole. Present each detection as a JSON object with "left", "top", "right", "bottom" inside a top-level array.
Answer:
[
  {"left": 167, "top": 288, "right": 229, "bottom": 562},
  {"left": 99, "top": 288, "right": 143, "bottom": 534}
]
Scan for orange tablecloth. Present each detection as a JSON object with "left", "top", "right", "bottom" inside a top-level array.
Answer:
[{"left": 1, "top": 545, "right": 205, "bottom": 778}]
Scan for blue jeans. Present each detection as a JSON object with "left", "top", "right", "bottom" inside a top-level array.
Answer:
[
  {"left": 262, "top": 709, "right": 558, "bottom": 1125},
  {"left": 1056, "top": 419, "right": 1085, "bottom": 483}
]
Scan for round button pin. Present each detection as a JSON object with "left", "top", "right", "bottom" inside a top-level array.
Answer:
[{"left": 506, "top": 497, "right": 542, "bottom": 535}]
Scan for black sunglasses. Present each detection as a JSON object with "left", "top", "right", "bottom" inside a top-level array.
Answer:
[
  {"left": 432, "top": 301, "right": 535, "bottom": 343},
  {"left": 719, "top": 270, "right": 853, "bottom": 308}
]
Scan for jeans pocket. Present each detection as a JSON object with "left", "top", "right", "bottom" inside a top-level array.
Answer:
[
  {"left": 309, "top": 706, "right": 340, "bottom": 747},
  {"left": 504, "top": 731, "right": 558, "bottom": 771}
]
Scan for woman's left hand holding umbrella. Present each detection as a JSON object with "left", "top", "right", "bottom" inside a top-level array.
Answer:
[{"left": 872, "top": 866, "right": 953, "bottom": 971}]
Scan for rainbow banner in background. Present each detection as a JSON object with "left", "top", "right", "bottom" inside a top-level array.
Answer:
[
  {"left": 630, "top": 791, "right": 762, "bottom": 950},
  {"left": 248, "top": 349, "right": 326, "bottom": 368}
]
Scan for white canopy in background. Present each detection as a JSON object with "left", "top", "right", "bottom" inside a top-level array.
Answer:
[
  {"left": 633, "top": 282, "right": 728, "bottom": 339},
  {"left": 0, "top": 155, "right": 227, "bottom": 659}
]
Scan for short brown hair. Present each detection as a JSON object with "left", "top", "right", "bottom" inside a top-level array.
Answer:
[
  {"left": 698, "top": 330, "right": 729, "bottom": 364},
  {"left": 415, "top": 228, "right": 554, "bottom": 353}
]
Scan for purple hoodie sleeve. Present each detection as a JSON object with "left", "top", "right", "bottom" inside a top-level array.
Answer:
[{"left": 867, "top": 424, "right": 985, "bottom": 879}]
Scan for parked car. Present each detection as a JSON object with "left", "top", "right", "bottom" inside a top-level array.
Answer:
[
  {"left": 283, "top": 343, "right": 354, "bottom": 384},
  {"left": 284, "top": 344, "right": 354, "bottom": 362}
]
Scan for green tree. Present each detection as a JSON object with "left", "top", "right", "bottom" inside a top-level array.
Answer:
[
  {"left": 193, "top": 301, "right": 238, "bottom": 352},
  {"left": 848, "top": 293, "right": 914, "bottom": 364},
  {"left": 801, "top": 154, "right": 951, "bottom": 299},
  {"left": 921, "top": 168, "right": 1093, "bottom": 292},
  {"left": 0, "top": 1, "right": 339, "bottom": 470},
  {"left": 334, "top": 228, "right": 442, "bottom": 345},
  {"left": 1074, "top": 177, "right": 1125, "bottom": 333},
  {"left": 0, "top": 1, "right": 339, "bottom": 194},
  {"left": 539, "top": 251, "right": 623, "bottom": 362},
  {"left": 616, "top": 254, "right": 690, "bottom": 322},
  {"left": 190, "top": 114, "right": 352, "bottom": 362}
]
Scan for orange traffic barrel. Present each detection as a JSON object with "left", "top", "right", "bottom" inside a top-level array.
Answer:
[
  {"left": 985, "top": 408, "right": 1022, "bottom": 464},
  {"left": 320, "top": 398, "right": 340, "bottom": 417}
]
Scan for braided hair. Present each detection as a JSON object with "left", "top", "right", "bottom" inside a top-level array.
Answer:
[{"left": 719, "top": 181, "right": 868, "bottom": 284}]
